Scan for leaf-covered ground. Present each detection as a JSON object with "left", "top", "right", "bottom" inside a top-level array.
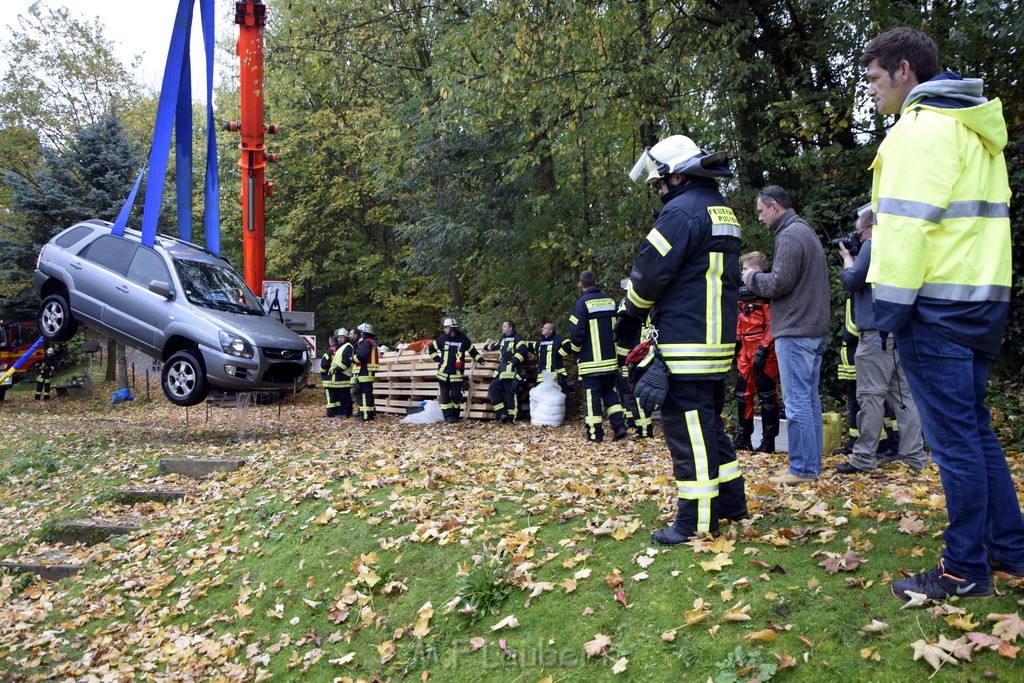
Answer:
[{"left": 1, "top": 380, "right": 1023, "bottom": 682}]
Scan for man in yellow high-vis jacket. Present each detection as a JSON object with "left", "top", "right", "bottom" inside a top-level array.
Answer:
[{"left": 861, "top": 27, "right": 1024, "bottom": 602}]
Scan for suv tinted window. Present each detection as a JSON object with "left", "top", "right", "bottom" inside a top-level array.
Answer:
[
  {"left": 54, "top": 226, "right": 94, "bottom": 248},
  {"left": 126, "top": 246, "right": 170, "bottom": 287},
  {"left": 79, "top": 235, "right": 136, "bottom": 276}
]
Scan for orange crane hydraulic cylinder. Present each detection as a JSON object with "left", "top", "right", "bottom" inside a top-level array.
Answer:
[{"left": 229, "top": 0, "right": 277, "bottom": 294}]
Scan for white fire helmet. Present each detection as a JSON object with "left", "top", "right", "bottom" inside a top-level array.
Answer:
[
  {"left": 442, "top": 317, "right": 458, "bottom": 328},
  {"left": 357, "top": 322, "right": 374, "bottom": 335},
  {"left": 628, "top": 135, "right": 732, "bottom": 184},
  {"left": 335, "top": 327, "right": 349, "bottom": 338}
]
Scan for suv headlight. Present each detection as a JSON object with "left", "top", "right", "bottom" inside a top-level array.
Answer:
[{"left": 219, "top": 331, "right": 254, "bottom": 359}]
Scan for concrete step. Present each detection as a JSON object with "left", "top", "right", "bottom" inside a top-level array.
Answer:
[
  {"left": 45, "top": 516, "right": 142, "bottom": 546},
  {"left": 0, "top": 549, "right": 85, "bottom": 581},
  {"left": 113, "top": 489, "right": 187, "bottom": 504},
  {"left": 158, "top": 458, "right": 244, "bottom": 478}
]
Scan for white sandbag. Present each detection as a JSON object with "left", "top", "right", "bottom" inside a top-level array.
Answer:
[
  {"left": 401, "top": 399, "right": 445, "bottom": 424},
  {"left": 530, "top": 371, "right": 566, "bottom": 427}
]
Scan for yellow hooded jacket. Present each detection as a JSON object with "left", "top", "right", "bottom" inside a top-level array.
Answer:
[{"left": 867, "top": 74, "right": 1011, "bottom": 356}]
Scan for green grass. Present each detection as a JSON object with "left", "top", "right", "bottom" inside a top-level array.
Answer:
[{"left": 1, "top": 383, "right": 1023, "bottom": 682}]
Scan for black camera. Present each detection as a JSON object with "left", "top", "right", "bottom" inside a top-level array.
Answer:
[
  {"left": 738, "top": 286, "right": 758, "bottom": 302},
  {"left": 830, "top": 231, "right": 861, "bottom": 255}
]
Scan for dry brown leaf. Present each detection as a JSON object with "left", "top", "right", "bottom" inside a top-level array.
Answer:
[
  {"left": 722, "top": 601, "right": 751, "bottom": 622},
  {"left": 469, "top": 637, "right": 486, "bottom": 652},
  {"left": 699, "top": 553, "right": 734, "bottom": 572},
  {"left": 774, "top": 652, "right": 797, "bottom": 669},
  {"left": 684, "top": 598, "right": 712, "bottom": 626},
  {"left": 743, "top": 629, "right": 778, "bottom": 643},
  {"left": 490, "top": 614, "right": 519, "bottom": 631},
  {"left": 897, "top": 514, "right": 927, "bottom": 536},
  {"left": 911, "top": 639, "right": 957, "bottom": 671},
  {"left": 945, "top": 612, "right": 980, "bottom": 631},
  {"left": 900, "top": 590, "right": 929, "bottom": 609},
  {"left": 583, "top": 633, "right": 611, "bottom": 657},
  {"left": 859, "top": 647, "right": 880, "bottom": 661},
  {"left": 611, "top": 656, "right": 628, "bottom": 674},
  {"left": 814, "top": 550, "right": 865, "bottom": 574},
  {"left": 988, "top": 612, "right": 1024, "bottom": 642},
  {"left": 935, "top": 634, "right": 975, "bottom": 662},
  {"left": 860, "top": 619, "right": 889, "bottom": 633}
]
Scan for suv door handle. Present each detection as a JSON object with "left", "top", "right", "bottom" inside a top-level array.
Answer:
[
  {"left": 116, "top": 284, "right": 130, "bottom": 293},
  {"left": 69, "top": 260, "right": 83, "bottom": 269}
]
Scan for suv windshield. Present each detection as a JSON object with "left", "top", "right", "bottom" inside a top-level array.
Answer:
[{"left": 174, "top": 258, "right": 265, "bottom": 315}]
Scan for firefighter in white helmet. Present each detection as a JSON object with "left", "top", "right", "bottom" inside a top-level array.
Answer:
[
  {"left": 330, "top": 328, "right": 356, "bottom": 418},
  {"left": 618, "top": 134, "right": 747, "bottom": 544},
  {"left": 352, "top": 323, "right": 378, "bottom": 420},
  {"left": 427, "top": 317, "right": 485, "bottom": 423}
]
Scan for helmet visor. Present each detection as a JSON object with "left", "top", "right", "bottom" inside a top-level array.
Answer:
[{"left": 628, "top": 148, "right": 666, "bottom": 184}]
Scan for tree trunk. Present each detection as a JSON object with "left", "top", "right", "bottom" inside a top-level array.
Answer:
[
  {"left": 116, "top": 342, "right": 128, "bottom": 390},
  {"left": 105, "top": 337, "right": 116, "bottom": 382}
]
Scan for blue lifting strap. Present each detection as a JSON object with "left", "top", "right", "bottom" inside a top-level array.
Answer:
[
  {"left": 200, "top": 0, "right": 220, "bottom": 254},
  {"left": 112, "top": 0, "right": 219, "bottom": 256}
]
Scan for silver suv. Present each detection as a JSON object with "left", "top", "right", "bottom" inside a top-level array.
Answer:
[{"left": 34, "top": 219, "right": 310, "bottom": 406}]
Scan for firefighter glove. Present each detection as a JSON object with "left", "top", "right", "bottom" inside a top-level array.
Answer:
[
  {"left": 752, "top": 346, "right": 768, "bottom": 373},
  {"left": 633, "top": 355, "right": 669, "bottom": 413}
]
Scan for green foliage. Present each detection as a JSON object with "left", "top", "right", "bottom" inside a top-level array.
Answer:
[
  {"left": 454, "top": 546, "right": 512, "bottom": 618},
  {"left": 714, "top": 645, "right": 778, "bottom": 683},
  {"left": 0, "top": 2, "right": 140, "bottom": 151},
  {"left": 1, "top": 112, "right": 142, "bottom": 321}
]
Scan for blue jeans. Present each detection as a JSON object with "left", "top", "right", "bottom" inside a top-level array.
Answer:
[
  {"left": 775, "top": 336, "right": 826, "bottom": 478},
  {"left": 897, "top": 319, "right": 1024, "bottom": 582}
]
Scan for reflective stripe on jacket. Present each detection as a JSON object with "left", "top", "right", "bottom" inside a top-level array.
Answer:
[
  {"left": 428, "top": 331, "right": 480, "bottom": 382},
  {"left": 484, "top": 334, "right": 527, "bottom": 380},
  {"left": 569, "top": 288, "right": 619, "bottom": 376}
]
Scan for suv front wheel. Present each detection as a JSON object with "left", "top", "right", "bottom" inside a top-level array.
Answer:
[
  {"left": 38, "top": 293, "right": 79, "bottom": 342},
  {"left": 162, "top": 350, "right": 209, "bottom": 407}
]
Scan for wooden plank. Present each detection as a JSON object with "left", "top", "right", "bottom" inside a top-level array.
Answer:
[{"left": 372, "top": 344, "right": 534, "bottom": 421}]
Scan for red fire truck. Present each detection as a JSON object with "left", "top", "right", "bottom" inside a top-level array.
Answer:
[{"left": 0, "top": 322, "right": 45, "bottom": 381}]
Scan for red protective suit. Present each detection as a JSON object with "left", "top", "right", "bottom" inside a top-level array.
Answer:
[{"left": 733, "top": 299, "right": 780, "bottom": 451}]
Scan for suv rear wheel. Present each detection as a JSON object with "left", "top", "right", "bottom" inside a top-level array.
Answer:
[
  {"left": 162, "top": 350, "right": 209, "bottom": 406},
  {"left": 38, "top": 294, "right": 79, "bottom": 342}
]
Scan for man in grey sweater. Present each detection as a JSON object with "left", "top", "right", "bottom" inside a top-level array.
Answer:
[{"left": 742, "top": 186, "right": 830, "bottom": 484}]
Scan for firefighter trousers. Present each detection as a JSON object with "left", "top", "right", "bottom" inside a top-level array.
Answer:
[
  {"left": 662, "top": 379, "right": 746, "bottom": 537},
  {"left": 580, "top": 373, "right": 626, "bottom": 442}
]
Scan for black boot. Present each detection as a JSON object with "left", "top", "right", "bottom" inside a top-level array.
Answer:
[
  {"left": 732, "top": 418, "right": 754, "bottom": 451},
  {"left": 754, "top": 437, "right": 775, "bottom": 453},
  {"left": 832, "top": 435, "right": 856, "bottom": 456},
  {"left": 652, "top": 499, "right": 712, "bottom": 546}
]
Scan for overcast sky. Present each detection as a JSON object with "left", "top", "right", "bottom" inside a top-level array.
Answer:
[{"left": 0, "top": 0, "right": 231, "bottom": 96}]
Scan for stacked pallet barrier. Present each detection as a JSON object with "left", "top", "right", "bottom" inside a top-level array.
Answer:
[{"left": 374, "top": 344, "right": 537, "bottom": 420}]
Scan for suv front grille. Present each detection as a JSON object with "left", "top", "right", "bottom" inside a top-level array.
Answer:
[{"left": 263, "top": 347, "right": 306, "bottom": 361}]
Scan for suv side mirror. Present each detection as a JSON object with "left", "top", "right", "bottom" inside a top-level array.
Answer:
[{"left": 149, "top": 281, "right": 174, "bottom": 299}]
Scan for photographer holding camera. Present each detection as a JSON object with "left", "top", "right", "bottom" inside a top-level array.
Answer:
[{"left": 835, "top": 205, "right": 927, "bottom": 474}]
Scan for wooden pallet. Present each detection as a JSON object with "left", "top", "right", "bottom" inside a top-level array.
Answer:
[{"left": 373, "top": 345, "right": 536, "bottom": 420}]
